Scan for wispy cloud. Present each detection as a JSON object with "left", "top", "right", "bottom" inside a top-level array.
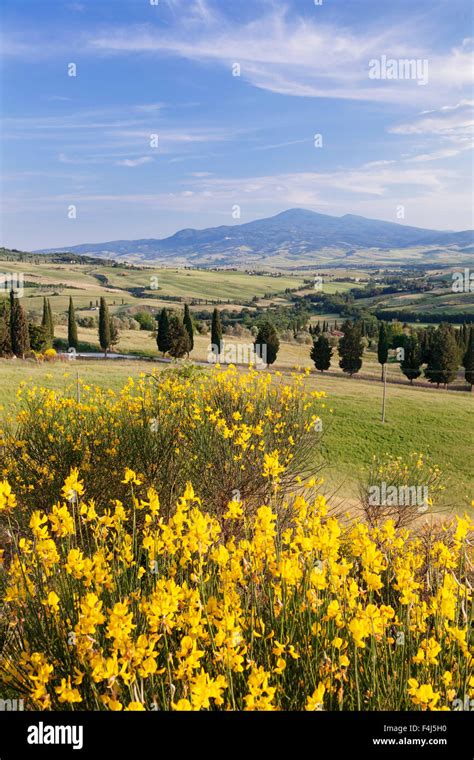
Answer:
[
  {"left": 389, "top": 100, "right": 474, "bottom": 161},
  {"left": 88, "top": 5, "right": 472, "bottom": 105},
  {"left": 115, "top": 156, "right": 154, "bottom": 167}
]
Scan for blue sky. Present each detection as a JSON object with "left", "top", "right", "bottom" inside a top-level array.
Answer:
[{"left": 0, "top": 0, "right": 473, "bottom": 249}]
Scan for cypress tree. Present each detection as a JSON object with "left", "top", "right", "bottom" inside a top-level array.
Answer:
[
  {"left": 377, "top": 321, "right": 389, "bottom": 381},
  {"left": 420, "top": 327, "right": 434, "bottom": 364},
  {"left": 168, "top": 314, "right": 191, "bottom": 359},
  {"left": 157, "top": 308, "right": 172, "bottom": 356},
  {"left": 67, "top": 297, "right": 78, "bottom": 350},
  {"left": 110, "top": 318, "right": 119, "bottom": 351},
  {"left": 47, "top": 299, "right": 54, "bottom": 344},
  {"left": 28, "top": 323, "right": 49, "bottom": 352},
  {"left": 254, "top": 321, "right": 280, "bottom": 366},
  {"left": 0, "top": 299, "right": 11, "bottom": 357},
  {"left": 211, "top": 308, "right": 223, "bottom": 358},
  {"left": 463, "top": 326, "right": 474, "bottom": 391},
  {"left": 338, "top": 320, "right": 363, "bottom": 377},
  {"left": 424, "top": 324, "right": 460, "bottom": 388},
  {"left": 310, "top": 334, "right": 333, "bottom": 372},
  {"left": 10, "top": 290, "right": 30, "bottom": 359},
  {"left": 98, "top": 297, "right": 111, "bottom": 357},
  {"left": 183, "top": 304, "right": 194, "bottom": 353},
  {"left": 41, "top": 298, "right": 51, "bottom": 347},
  {"left": 400, "top": 334, "right": 422, "bottom": 384}
]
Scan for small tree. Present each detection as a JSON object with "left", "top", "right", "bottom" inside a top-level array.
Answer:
[
  {"left": 47, "top": 299, "right": 55, "bottom": 344},
  {"left": 463, "top": 326, "right": 474, "bottom": 391},
  {"left": 168, "top": 314, "right": 191, "bottom": 359},
  {"left": 424, "top": 324, "right": 460, "bottom": 388},
  {"left": 41, "top": 298, "right": 52, "bottom": 347},
  {"left": 157, "top": 308, "right": 172, "bottom": 356},
  {"left": 99, "top": 297, "right": 111, "bottom": 357},
  {"left": 338, "top": 320, "right": 363, "bottom": 377},
  {"left": 377, "top": 321, "right": 389, "bottom": 381},
  {"left": 28, "top": 323, "right": 49, "bottom": 352},
  {"left": 310, "top": 334, "right": 332, "bottom": 373},
  {"left": 400, "top": 334, "right": 422, "bottom": 384},
  {"left": 183, "top": 304, "right": 194, "bottom": 354},
  {"left": 0, "top": 299, "right": 11, "bottom": 357},
  {"left": 110, "top": 318, "right": 120, "bottom": 352},
  {"left": 10, "top": 290, "right": 30, "bottom": 359},
  {"left": 68, "top": 297, "right": 78, "bottom": 350},
  {"left": 254, "top": 321, "right": 280, "bottom": 366},
  {"left": 211, "top": 308, "right": 223, "bottom": 358}
]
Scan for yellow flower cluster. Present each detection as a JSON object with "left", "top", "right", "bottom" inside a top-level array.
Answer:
[{"left": 1, "top": 468, "right": 472, "bottom": 711}]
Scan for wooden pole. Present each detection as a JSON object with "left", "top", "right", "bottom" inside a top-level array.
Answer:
[{"left": 381, "top": 363, "right": 387, "bottom": 423}]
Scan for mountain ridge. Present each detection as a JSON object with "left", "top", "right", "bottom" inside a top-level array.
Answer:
[{"left": 35, "top": 208, "right": 473, "bottom": 266}]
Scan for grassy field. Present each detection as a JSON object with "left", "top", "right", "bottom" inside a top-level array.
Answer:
[
  {"left": 1, "top": 357, "right": 472, "bottom": 511},
  {"left": 0, "top": 257, "right": 367, "bottom": 319},
  {"left": 1, "top": 258, "right": 472, "bottom": 514}
]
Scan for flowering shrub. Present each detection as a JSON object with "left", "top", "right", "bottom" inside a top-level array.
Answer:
[
  {"left": 360, "top": 452, "right": 446, "bottom": 529},
  {"left": 0, "top": 367, "right": 327, "bottom": 527},
  {"left": 43, "top": 348, "right": 58, "bottom": 361},
  {"left": 0, "top": 469, "right": 472, "bottom": 711}
]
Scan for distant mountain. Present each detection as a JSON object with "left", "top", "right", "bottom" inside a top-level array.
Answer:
[{"left": 35, "top": 209, "right": 473, "bottom": 267}]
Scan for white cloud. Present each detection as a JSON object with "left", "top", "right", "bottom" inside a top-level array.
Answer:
[
  {"left": 389, "top": 100, "right": 474, "bottom": 162},
  {"left": 88, "top": 7, "right": 472, "bottom": 105},
  {"left": 390, "top": 100, "right": 474, "bottom": 138},
  {"left": 115, "top": 156, "right": 154, "bottom": 167}
]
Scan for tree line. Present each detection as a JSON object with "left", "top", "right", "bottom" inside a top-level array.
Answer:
[
  {"left": 1, "top": 294, "right": 472, "bottom": 391},
  {"left": 309, "top": 320, "right": 473, "bottom": 390}
]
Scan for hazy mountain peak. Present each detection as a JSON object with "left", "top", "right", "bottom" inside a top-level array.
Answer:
[{"left": 35, "top": 209, "right": 473, "bottom": 267}]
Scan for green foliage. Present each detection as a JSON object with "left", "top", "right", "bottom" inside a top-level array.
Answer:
[
  {"left": 67, "top": 297, "right": 78, "bottom": 350},
  {"left": 463, "top": 326, "right": 474, "bottom": 388},
  {"left": 98, "top": 297, "right": 111, "bottom": 355},
  {"left": 310, "top": 334, "right": 333, "bottom": 372},
  {"left": 110, "top": 318, "right": 120, "bottom": 349},
  {"left": 338, "top": 320, "right": 364, "bottom": 376},
  {"left": 168, "top": 314, "right": 191, "bottom": 359},
  {"left": 183, "top": 303, "right": 194, "bottom": 352},
  {"left": 400, "top": 334, "right": 422, "bottom": 384},
  {"left": 0, "top": 299, "right": 11, "bottom": 357},
  {"left": 10, "top": 291, "right": 30, "bottom": 359},
  {"left": 424, "top": 324, "right": 460, "bottom": 387},
  {"left": 211, "top": 308, "right": 223, "bottom": 356},
  {"left": 377, "top": 321, "right": 389, "bottom": 367},
  {"left": 28, "top": 322, "right": 49, "bottom": 352},
  {"left": 47, "top": 299, "right": 54, "bottom": 343},
  {"left": 254, "top": 320, "right": 280, "bottom": 366},
  {"left": 134, "top": 311, "right": 156, "bottom": 331},
  {"left": 157, "top": 308, "right": 172, "bottom": 355},
  {"left": 41, "top": 298, "right": 53, "bottom": 348}
]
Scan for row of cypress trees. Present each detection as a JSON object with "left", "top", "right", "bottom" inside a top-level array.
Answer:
[
  {"left": 310, "top": 319, "right": 474, "bottom": 389},
  {"left": 156, "top": 305, "right": 282, "bottom": 365}
]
